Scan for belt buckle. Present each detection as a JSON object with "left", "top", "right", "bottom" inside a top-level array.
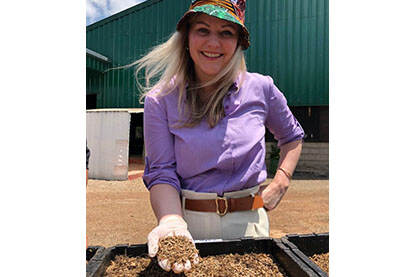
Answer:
[{"left": 215, "top": 196, "right": 228, "bottom": 216}]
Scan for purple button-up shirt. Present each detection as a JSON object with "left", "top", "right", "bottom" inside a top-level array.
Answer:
[{"left": 143, "top": 72, "right": 304, "bottom": 196}]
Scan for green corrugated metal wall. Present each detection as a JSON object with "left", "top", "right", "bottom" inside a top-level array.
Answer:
[
  {"left": 246, "top": 0, "right": 328, "bottom": 106},
  {"left": 86, "top": 54, "right": 110, "bottom": 96},
  {"left": 86, "top": 0, "right": 328, "bottom": 108}
]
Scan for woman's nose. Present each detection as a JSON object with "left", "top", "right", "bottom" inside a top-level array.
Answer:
[{"left": 206, "top": 34, "right": 220, "bottom": 49}]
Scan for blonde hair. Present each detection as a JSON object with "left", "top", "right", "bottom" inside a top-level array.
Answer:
[{"left": 133, "top": 15, "right": 247, "bottom": 128}]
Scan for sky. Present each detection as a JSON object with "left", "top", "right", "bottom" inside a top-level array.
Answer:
[{"left": 86, "top": 0, "right": 148, "bottom": 25}]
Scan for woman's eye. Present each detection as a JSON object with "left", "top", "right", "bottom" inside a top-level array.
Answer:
[
  {"left": 221, "top": 30, "right": 234, "bottom": 37},
  {"left": 197, "top": 28, "right": 209, "bottom": 35}
]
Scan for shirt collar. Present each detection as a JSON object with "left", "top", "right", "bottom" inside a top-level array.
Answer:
[
  {"left": 184, "top": 72, "right": 242, "bottom": 92},
  {"left": 227, "top": 73, "right": 242, "bottom": 95}
]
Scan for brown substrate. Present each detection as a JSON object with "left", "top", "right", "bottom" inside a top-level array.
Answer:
[
  {"left": 187, "top": 253, "right": 284, "bottom": 277},
  {"left": 104, "top": 253, "right": 285, "bottom": 276},
  {"left": 104, "top": 255, "right": 179, "bottom": 277}
]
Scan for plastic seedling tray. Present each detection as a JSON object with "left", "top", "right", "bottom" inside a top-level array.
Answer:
[
  {"left": 282, "top": 233, "right": 329, "bottom": 277},
  {"left": 87, "top": 246, "right": 105, "bottom": 262},
  {"left": 87, "top": 237, "right": 324, "bottom": 277},
  {"left": 86, "top": 246, "right": 105, "bottom": 277}
]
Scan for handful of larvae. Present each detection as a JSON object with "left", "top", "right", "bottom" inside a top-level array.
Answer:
[{"left": 157, "top": 235, "right": 199, "bottom": 269}]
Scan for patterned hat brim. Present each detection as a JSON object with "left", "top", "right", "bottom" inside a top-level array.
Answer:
[{"left": 176, "top": 4, "right": 250, "bottom": 50}]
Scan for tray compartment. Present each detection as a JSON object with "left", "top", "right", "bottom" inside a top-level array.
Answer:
[
  {"left": 282, "top": 233, "right": 329, "bottom": 277},
  {"left": 87, "top": 238, "right": 323, "bottom": 276}
]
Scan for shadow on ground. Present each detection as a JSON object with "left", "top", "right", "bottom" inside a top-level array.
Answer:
[{"left": 292, "top": 172, "right": 329, "bottom": 180}]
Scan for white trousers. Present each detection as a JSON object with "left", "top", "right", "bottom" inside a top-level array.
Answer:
[{"left": 181, "top": 186, "right": 269, "bottom": 240}]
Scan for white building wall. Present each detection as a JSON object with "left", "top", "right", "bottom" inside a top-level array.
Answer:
[{"left": 86, "top": 111, "right": 131, "bottom": 180}]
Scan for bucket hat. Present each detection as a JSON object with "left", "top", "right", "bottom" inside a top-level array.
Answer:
[{"left": 177, "top": 0, "right": 250, "bottom": 50}]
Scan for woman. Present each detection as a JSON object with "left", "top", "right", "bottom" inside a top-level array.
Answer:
[{"left": 136, "top": 0, "right": 304, "bottom": 273}]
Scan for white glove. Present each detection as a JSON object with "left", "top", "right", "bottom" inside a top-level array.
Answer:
[{"left": 147, "top": 215, "right": 199, "bottom": 273}]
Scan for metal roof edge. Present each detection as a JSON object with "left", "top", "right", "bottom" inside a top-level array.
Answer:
[
  {"left": 86, "top": 48, "right": 111, "bottom": 63},
  {"left": 86, "top": 108, "right": 144, "bottom": 113},
  {"left": 86, "top": 0, "right": 164, "bottom": 31}
]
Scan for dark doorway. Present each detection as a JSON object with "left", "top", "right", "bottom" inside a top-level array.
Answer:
[
  {"left": 265, "top": 106, "right": 329, "bottom": 143},
  {"left": 290, "top": 106, "right": 323, "bottom": 142},
  {"left": 129, "top": 113, "right": 144, "bottom": 157},
  {"left": 87, "top": 94, "right": 97, "bottom": 109}
]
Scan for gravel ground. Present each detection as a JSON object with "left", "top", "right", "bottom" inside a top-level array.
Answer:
[{"left": 86, "top": 175, "right": 328, "bottom": 247}]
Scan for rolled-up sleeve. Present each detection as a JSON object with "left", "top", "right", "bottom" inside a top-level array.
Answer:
[
  {"left": 142, "top": 95, "right": 181, "bottom": 193},
  {"left": 264, "top": 76, "right": 304, "bottom": 147}
]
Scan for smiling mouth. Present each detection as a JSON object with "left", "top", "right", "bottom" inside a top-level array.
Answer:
[{"left": 201, "top": 51, "right": 223, "bottom": 58}]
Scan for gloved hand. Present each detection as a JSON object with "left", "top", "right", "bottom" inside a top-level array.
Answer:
[{"left": 147, "top": 215, "right": 199, "bottom": 273}]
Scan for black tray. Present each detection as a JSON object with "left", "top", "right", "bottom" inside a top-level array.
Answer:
[
  {"left": 87, "top": 237, "right": 324, "bottom": 277},
  {"left": 86, "top": 246, "right": 106, "bottom": 276},
  {"left": 87, "top": 246, "right": 105, "bottom": 261},
  {"left": 282, "top": 233, "right": 329, "bottom": 277}
]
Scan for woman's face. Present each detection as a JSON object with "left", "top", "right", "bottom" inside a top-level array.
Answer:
[{"left": 188, "top": 13, "right": 239, "bottom": 83}]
